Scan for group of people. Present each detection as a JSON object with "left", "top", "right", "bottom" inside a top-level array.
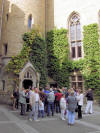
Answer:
[{"left": 12, "top": 86, "right": 94, "bottom": 125}]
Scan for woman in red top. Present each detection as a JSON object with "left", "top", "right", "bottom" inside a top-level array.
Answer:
[{"left": 55, "top": 89, "right": 62, "bottom": 113}]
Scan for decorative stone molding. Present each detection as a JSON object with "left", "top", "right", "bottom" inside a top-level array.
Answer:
[{"left": 19, "top": 61, "right": 40, "bottom": 89}]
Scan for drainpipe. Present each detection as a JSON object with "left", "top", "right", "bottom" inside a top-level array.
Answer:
[{"left": 45, "top": 0, "right": 47, "bottom": 38}]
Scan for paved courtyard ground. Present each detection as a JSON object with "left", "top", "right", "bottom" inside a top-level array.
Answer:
[{"left": 0, "top": 105, "right": 100, "bottom": 133}]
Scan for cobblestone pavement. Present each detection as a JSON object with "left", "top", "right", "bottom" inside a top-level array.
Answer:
[{"left": 0, "top": 105, "right": 100, "bottom": 133}]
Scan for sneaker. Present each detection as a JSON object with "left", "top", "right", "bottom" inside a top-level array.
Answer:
[
  {"left": 62, "top": 118, "right": 66, "bottom": 121},
  {"left": 29, "top": 118, "right": 32, "bottom": 121},
  {"left": 34, "top": 119, "right": 40, "bottom": 122}
]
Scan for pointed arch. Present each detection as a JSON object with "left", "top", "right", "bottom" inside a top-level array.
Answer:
[
  {"left": 68, "top": 11, "right": 80, "bottom": 26},
  {"left": 19, "top": 61, "right": 40, "bottom": 89}
]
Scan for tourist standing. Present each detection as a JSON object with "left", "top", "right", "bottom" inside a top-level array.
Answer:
[
  {"left": 55, "top": 89, "right": 62, "bottom": 113},
  {"left": 29, "top": 88, "right": 40, "bottom": 121},
  {"left": 60, "top": 94, "right": 66, "bottom": 120},
  {"left": 26, "top": 89, "right": 30, "bottom": 112},
  {"left": 47, "top": 88, "right": 55, "bottom": 116},
  {"left": 85, "top": 89, "right": 94, "bottom": 114},
  {"left": 67, "top": 90, "right": 77, "bottom": 126},
  {"left": 19, "top": 88, "right": 27, "bottom": 115},
  {"left": 13, "top": 87, "right": 19, "bottom": 110},
  {"left": 38, "top": 98, "right": 44, "bottom": 118},
  {"left": 76, "top": 89, "right": 84, "bottom": 119}
]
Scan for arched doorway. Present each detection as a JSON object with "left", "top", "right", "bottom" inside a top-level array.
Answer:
[
  {"left": 23, "top": 79, "right": 33, "bottom": 89},
  {"left": 19, "top": 62, "right": 40, "bottom": 90}
]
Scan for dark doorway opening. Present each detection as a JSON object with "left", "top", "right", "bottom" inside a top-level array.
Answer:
[
  {"left": 23, "top": 80, "right": 33, "bottom": 89},
  {"left": 50, "top": 83, "right": 57, "bottom": 88}
]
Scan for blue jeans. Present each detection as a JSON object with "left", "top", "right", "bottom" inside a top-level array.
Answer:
[
  {"left": 68, "top": 110, "right": 75, "bottom": 124},
  {"left": 38, "top": 110, "right": 44, "bottom": 118},
  {"left": 47, "top": 102, "right": 54, "bottom": 116}
]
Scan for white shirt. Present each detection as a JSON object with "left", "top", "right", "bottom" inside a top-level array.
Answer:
[
  {"left": 76, "top": 93, "right": 84, "bottom": 106},
  {"left": 39, "top": 101, "right": 44, "bottom": 111},
  {"left": 60, "top": 97, "right": 66, "bottom": 110},
  {"left": 35, "top": 93, "right": 39, "bottom": 102}
]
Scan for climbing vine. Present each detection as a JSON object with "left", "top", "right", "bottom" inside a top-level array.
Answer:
[
  {"left": 46, "top": 28, "right": 70, "bottom": 88},
  {"left": 82, "top": 23, "right": 100, "bottom": 89},
  {"left": 6, "top": 29, "right": 48, "bottom": 88}
]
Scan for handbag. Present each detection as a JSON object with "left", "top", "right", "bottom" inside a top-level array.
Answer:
[{"left": 10, "top": 94, "right": 14, "bottom": 99}]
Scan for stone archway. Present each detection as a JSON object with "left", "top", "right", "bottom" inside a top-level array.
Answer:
[{"left": 19, "top": 61, "right": 40, "bottom": 90}]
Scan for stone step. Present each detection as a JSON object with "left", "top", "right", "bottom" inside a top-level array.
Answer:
[{"left": 0, "top": 90, "right": 9, "bottom": 95}]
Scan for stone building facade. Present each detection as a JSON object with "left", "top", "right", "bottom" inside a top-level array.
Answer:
[{"left": 0, "top": 0, "right": 100, "bottom": 95}]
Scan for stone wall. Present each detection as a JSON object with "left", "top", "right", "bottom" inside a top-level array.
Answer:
[
  {"left": 1, "top": 0, "right": 46, "bottom": 58},
  {"left": 46, "top": 0, "right": 54, "bottom": 32}
]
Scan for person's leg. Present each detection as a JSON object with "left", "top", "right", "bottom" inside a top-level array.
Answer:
[
  {"left": 51, "top": 102, "right": 54, "bottom": 116},
  {"left": 71, "top": 112, "right": 75, "bottom": 125},
  {"left": 47, "top": 102, "right": 50, "bottom": 116},
  {"left": 58, "top": 101, "right": 61, "bottom": 113},
  {"left": 90, "top": 101, "right": 93, "bottom": 114},
  {"left": 85, "top": 101, "right": 90, "bottom": 114},
  {"left": 16, "top": 99, "right": 19, "bottom": 109},
  {"left": 56, "top": 101, "right": 59, "bottom": 113},
  {"left": 78, "top": 105, "right": 82, "bottom": 119},
  {"left": 61, "top": 109, "right": 65, "bottom": 120},
  {"left": 20, "top": 103, "right": 23, "bottom": 115},
  {"left": 21, "top": 104, "right": 24, "bottom": 115},
  {"left": 22, "top": 104, "right": 26, "bottom": 115},
  {"left": 41, "top": 110, "right": 44, "bottom": 118},
  {"left": 34, "top": 103, "right": 39, "bottom": 120},
  {"left": 29, "top": 105, "right": 35, "bottom": 120},
  {"left": 68, "top": 110, "right": 71, "bottom": 124},
  {"left": 66, "top": 109, "right": 68, "bottom": 119},
  {"left": 38, "top": 110, "right": 41, "bottom": 117},
  {"left": 13, "top": 98, "right": 16, "bottom": 110}
]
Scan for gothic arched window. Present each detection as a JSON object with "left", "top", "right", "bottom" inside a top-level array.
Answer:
[
  {"left": 24, "top": 71, "right": 33, "bottom": 79},
  {"left": 69, "top": 13, "right": 82, "bottom": 59},
  {"left": 28, "top": 15, "right": 32, "bottom": 28}
]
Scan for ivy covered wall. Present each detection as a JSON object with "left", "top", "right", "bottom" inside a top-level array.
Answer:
[
  {"left": 46, "top": 28, "right": 71, "bottom": 88},
  {"left": 46, "top": 23, "right": 100, "bottom": 97},
  {"left": 82, "top": 23, "right": 100, "bottom": 89},
  {"left": 6, "top": 29, "right": 48, "bottom": 88}
]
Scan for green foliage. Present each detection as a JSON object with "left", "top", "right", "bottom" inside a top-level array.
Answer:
[
  {"left": 6, "top": 43, "right": 31, "bottom": 75},
  {"left": 83, "top": 23, "right": 100, "bottom": 90},
  {"left": 46, "top": 28, "right": 70, "bottom": 88},
  {"left": 29, "top": 35, "right": 48, "bottom": 88},
  {"left": 6, "top": 29, "right": 47, "bottom": 88}
]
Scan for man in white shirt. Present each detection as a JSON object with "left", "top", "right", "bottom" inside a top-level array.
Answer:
[{"left": 29, "top": 87, "right": 40, "bottom": 121}]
